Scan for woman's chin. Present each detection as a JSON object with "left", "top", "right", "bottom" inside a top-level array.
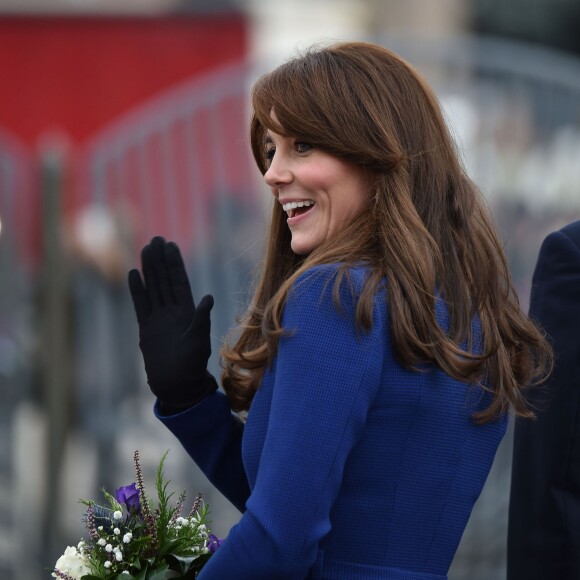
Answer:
[{"left": 290, "top": 238, "right": 315, "bottom": 256}]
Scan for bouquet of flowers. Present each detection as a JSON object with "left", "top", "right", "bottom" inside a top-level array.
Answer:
[{"left": 52, "top": 450, "right": 222, "bottom": 579}]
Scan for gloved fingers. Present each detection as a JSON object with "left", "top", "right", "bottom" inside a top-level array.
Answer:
[
  {"left": 141, "top": 242, "right": 162, "bottom": 308},
  {"left": 193, "top": 294, "right": 214, "bottom": 336},
  {"left": 165, "top": 241, "right": 194, "bottom": 306},
  {"left": 128, "top": 268, "right": 150, "bottom": 324},
  {"left": 150, "top": 236, "right": 174, "bottom": 306}
]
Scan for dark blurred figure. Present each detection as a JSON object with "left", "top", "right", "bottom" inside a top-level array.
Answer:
[
  {"left": 66, "top": 202, "right": 140, "bottom": 493},
  {"left": 508, "top": 220, "right": 580, "bottom": 579}
]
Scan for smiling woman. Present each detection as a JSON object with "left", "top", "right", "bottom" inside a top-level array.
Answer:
[{"left": 128, "top": 41, "right": 552, "bottom": 579}]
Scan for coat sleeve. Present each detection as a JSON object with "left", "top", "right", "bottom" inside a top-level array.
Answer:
[
  {"left": 197, "top": 267, "right": 384, "bottom": 579},
  {"left": 155, "top": 390, "right": 251, "bottom": 512},
  {"left": 508, "top": 223, "right": 580, "bottom": 579}
]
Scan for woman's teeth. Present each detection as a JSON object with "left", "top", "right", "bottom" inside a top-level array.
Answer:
[{"left": 282, "top": 200, "right": 315, "bottom": 217}]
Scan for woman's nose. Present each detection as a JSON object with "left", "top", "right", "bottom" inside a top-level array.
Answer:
[{"left": 264, "top": 155, "right": 292, "bottom": 189}]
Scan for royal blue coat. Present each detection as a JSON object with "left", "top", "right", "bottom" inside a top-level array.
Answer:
[{"left": 156, "top": 265, "right": 507, "bottom": 579}]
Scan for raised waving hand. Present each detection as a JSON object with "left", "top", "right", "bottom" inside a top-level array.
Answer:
[{"left": 128, "top": 236, "right": 217, "bottom": 413}]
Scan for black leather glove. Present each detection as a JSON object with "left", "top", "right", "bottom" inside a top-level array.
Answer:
[{"left": 128, "top": 236, "right": 217, "bottom": 414}]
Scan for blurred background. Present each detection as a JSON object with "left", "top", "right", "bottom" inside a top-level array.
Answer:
[{"left": 1, "top": 0, "right": 579, "bottom": 578}]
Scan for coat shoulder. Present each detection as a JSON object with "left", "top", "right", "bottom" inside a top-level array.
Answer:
[{"left": 559, "top": 219, "right": 580, "bottom": 247}]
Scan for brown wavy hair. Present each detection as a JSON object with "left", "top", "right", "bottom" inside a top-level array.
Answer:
[{"left": 220, "top": 41, "right": 551, "bottom": 422}]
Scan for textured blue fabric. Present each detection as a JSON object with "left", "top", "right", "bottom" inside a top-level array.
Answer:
[{"left": 157, "top": 264, "right": 507, "bottom": 579}]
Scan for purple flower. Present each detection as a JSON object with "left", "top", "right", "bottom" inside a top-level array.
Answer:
[
  {"left": 115, "top": 483, "right": 140, "bottom": 512},
  {"left": 207, "top": 534, "right": 223, "bottom": 554}
]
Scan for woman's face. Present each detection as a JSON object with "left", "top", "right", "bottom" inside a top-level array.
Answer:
[{"left": 263, "top": 127, "right": 369, "bottom": 255}]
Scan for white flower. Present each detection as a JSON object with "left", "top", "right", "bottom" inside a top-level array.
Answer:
[
  {"left": 105, "top": 543, "right": 113, "bottom": 553},
  {"left": 122, "top": 572, "right": 130, "bottom": 575},
  {"left": 115, "top": 552, "right": 123, "bottom": 561},
  {"left": 182, "top": 518, "right": 190, "bottom": 527},
  {"left": 113, "top": 510, "right": 123, "bottom": 520},
  {"left": 104, "top": 561, "right": 112, "bottom": 569},
  {"left": 52, "top": 546, "right": 91, "bottom": 580},
  {"left": 97, "top": 538, "right": 106, "bottom": 547},
  {"left": 123, "top": 532, "right": 132, "bottom": 543},
  {"left": 98, "top": 525, "right": 104, "bottom": 531},
  {"left": 114, "top": 527, "right": 121, "bottom": 535}
]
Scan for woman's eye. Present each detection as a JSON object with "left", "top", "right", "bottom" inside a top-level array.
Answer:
[
  {"left": 295, "top": 141, "right": 312, "bottom": 154},
  {"left": 265, "top": 147, "right": 275, "bottom": 163}
]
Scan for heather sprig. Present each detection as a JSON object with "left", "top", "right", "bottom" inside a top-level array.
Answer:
[
  {"left": 133, "top": 449, "right": 160, "bottom": 560},
  {"left": 85, "top": 505, "right": 99, "bottom": 541},
  {"left": 188, "top": 494, "right": 203, "bottom": 519},
  {"left": 170, "top": 490, "right": 188, "bottom": 527}
]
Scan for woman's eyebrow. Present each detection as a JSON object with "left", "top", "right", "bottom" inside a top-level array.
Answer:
[{"left": 264, "top": 134, "right": 274, "bottom": 145}]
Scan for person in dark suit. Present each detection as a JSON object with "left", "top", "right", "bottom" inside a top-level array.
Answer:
[{"left": 508, "top": 219, "right": 580, "bottom": 579}]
